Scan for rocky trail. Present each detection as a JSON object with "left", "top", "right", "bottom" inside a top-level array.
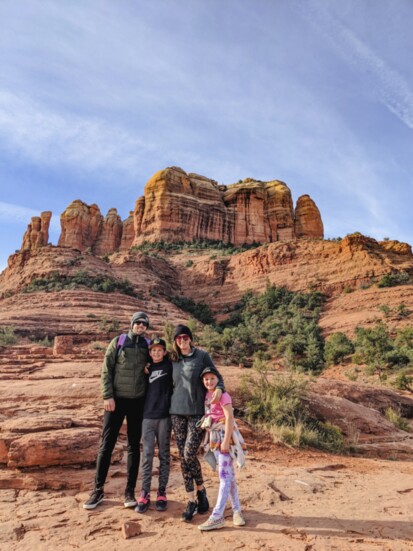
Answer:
[{"left": 1, "top": 347, "right": 413, "bottom": 550}]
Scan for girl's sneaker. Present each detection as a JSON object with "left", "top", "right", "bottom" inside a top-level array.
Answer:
[
  {"left": 135, "top": 491, "right": 150, "bottom": 513},
  {"left": 156, "top": 490, "right": 168, "bottom": 512},
  {"left": 233, "top": 511, "right": 246, "bottom": 526},
  {"left": 198, "top": 515, "right": 225, "bottom": 531}
]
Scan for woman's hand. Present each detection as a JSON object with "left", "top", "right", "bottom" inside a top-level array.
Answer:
[
  {"left": 210, "top": 388, "right": 222, "bottom": 404},
  {"left": 104, "top": 398, "right": 115, "bottom": 411}
]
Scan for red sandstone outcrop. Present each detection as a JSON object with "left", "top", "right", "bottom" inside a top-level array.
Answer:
[
  {"left": 21, "top": 211, "right": 52, "bottom": 251},
  {"left": 379, "top": 239, "right": 412, "bottom": 255},
  {"left": 119, "top": 210, "right": 135, "bottom": 251},
  {"left": 16, "top": 168, "right": 323, "bottom": 259},
  {"left": 294, "top": 194, "right": 324, "bottom": 239},
  {"left": 94, "top": 208, "right": 123, "bottom": 256},
  {"left": 132, "top": 167, "right": 322, "bottom": 246},
  {"left": 58, "top": 200, "right": 104, "bottom": 252}
]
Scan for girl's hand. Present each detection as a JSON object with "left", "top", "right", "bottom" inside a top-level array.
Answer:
[
  {"left": 220, "top": 443, "right": 230, "bottom": 454},
  {"left": 210, "top": 388, "right": 222, "bottom": 404}
]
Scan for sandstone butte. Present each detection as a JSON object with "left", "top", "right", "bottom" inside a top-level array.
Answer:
[
  {"left": 1, "top": 167, "right": 413, "bottom": 550},
  {"left": 19, "top": 166, "right": 324, "bottom": 256}
]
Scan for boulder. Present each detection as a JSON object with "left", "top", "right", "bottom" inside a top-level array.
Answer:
[{"left": 7, "top": 428, "right": 102, "bottom": 468}]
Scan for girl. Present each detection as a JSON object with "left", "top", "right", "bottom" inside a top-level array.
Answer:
[{"left": 198, "top": 367, "right": 246, "bottom": 531}]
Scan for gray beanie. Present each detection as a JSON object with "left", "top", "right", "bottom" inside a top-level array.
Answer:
[{"left": 131, "top": 311, "right": 149, "bottom": 328}]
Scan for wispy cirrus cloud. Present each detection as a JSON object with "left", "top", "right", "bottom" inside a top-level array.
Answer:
[{"left": 297, "top": 0, "right": 413, "bottom": 130}]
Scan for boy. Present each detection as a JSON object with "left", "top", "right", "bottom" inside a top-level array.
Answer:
[{"left": 136, "top": 337, "right": 173, "bottom": 513}]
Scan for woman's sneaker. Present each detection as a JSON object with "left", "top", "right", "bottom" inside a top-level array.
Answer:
[
  {"left": 181, "top": 500, "right": 197, "bottom": 522},
  {"left": 196, "top": 488, "right": 209, "bottom": 514},
  {"left": 156, "top": 490, "right": 168, "bottom": 512},
  {"left": 233, "top": 511, "right": 246, "bottom": 526},
  {"left": 135, "top": 491, "right": 150, "bottom": 513},
  {"left": 198, "top": 515, "right": 225, "bottom": 531},
  {"left": 83, "top": 488, "right": 104, "bottom": 510}
]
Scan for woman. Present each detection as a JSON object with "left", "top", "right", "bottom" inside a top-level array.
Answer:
[{"left": 170, "top": 324, "right": 224, "bottom": 522}]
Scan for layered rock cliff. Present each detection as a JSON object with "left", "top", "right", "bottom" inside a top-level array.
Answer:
[
  {"left": 18, "top": 167, "right": 324, "bottom": 255},
  {"left": 132, "top": 167, "right": 323, "bottom": 246}
]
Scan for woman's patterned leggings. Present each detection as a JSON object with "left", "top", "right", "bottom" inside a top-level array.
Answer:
[
  {"left": 171, "top": 414, "right": 204, "bottom": 493},
  {"left": 211, "top": 452, "right": 241, "bottom": 518}
]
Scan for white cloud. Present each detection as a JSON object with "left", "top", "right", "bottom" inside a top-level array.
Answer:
[{"left": 0, "top": 91, "right": 154, "bottom": 180}]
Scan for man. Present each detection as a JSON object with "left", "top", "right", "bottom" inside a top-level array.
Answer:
[{"left": 83, "top": 311, "right": 150, "bottom": 510}]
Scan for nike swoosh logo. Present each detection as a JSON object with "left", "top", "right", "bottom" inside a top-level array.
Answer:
[{"left": 149, "top": 371, "right": 168, "bottom": 383}]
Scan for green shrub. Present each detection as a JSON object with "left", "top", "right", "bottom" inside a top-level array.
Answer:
[
  {"left": 98, "top": 318, "right": 121, "bottom": 333},
  {"left": 377, "top": 271, "right": 411, "bottom": 288},
  {"left": 213, "top": 283, "right": 325, "bottom": 370},
  {"left": 170, "top": 296, "right": 215, "bottom": 325},
  {"left": 393, "top": 369, "right": 413, "bottom": 392},
  {"left": 324, "top": 332, "right": 355, "bottom": 365},
  {"left": 34, "top": 335, "right": 53, "bottom": 347},
  {"left": 0, "top": 326, "right": 18, "bottom": 346},
  {"left": 384, "top": 407, "right": 411, "bottom": 432},
  {"left": 240, "top": 363, "right": 344, "bottom": 452},
  {"left": 163, "top": 320, "right": 175, "bottom": 350},
  {"left": 23, "top": 270, "right": 135, "bottom": 296}
]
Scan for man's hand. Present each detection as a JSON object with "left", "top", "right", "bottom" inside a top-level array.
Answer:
[
  {"left": 210, "top": 388, "right": 222, "bottom": 404},
  {"left": 104, "top": 398, "right": 115, "bottom": 411}
]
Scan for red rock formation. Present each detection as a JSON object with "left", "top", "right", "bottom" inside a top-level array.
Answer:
[
  {"left": 58, "top": 200, "right": 103, "bottom": 252},
  {"left": 295, "top": 194, "right": 324, "bottom": 239},
  {"left": 132, "top": 167, "right": 322, "bottom": 246},
  {"left": 21, "top": 211, "right": 52, "bottom": 251},
  {"left": 379, "top": 239, "right": 412, "bottom": 255},
  {"left": 119, "top": 211, "right": 135, "bottom": 251},
  {"left": 94, "top": 208, "right": 123, "bottom": 256}
]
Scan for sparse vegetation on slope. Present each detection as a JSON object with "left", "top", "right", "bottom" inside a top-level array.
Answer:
[
  {"left": 199, "top": 281, "right": 326, "bottom": 372},
  {"left": 23, "top": 270, "right": 135, "bottom": 296},
  {"left": 239, "top": 358, "right": 344, "bottom": 452},
  {"left": 0, "top": 326, "right": 18, "bottom": 345},
  {"left": 131, "top": 239, "right": 261, "bottom": 256},
  {"left": 326, "top": 323, "right": 413, "bottom": 386}
]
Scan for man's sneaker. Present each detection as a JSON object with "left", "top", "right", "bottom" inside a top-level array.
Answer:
[
  {"left": 196, "top": 487, "right": 209, "bottom": 514},
  {"left": 233, "top": 510, "right": 246, "bottom": 526},
  {"left": 181, "top": 500, "right": 197, "bottom": 522},
  {"left": 83, "top": 488, "right": 104, "bottom": 510},
  {"left": 124, "top": 489, "right": 137, "bottom": 508},
  {"left": 156, "top": 490, "right": 168, "bottom": 512},
  {"left": 198, "top": 515, "right": 225, "bottom": 531},
  {"left": 135, "top": 491, "right": 150, "bottom": 513}
]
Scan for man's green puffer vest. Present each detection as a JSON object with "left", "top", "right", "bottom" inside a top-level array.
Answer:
[{"left": 101, "top": 332, "right": 149, "bottom": 400}]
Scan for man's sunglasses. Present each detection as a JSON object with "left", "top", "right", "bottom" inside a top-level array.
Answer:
[{"left": 175, "top": 335, "right": 191, "bottom": 342}]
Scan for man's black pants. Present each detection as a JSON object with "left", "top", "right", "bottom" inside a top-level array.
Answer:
[{"left": 95, "top": 397, "right": 145, "bottom": 491}]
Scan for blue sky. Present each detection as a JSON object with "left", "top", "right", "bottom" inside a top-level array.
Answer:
[{"left": 1, "top": 0, "right": 412, "bottom": 271}]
